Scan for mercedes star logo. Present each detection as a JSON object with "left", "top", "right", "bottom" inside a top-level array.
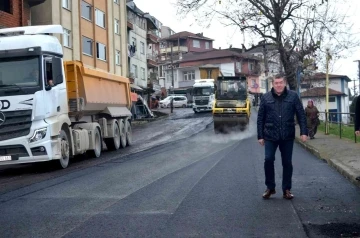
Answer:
[{"left": 0, "top": 111, "right": 5, "bottom": 126}]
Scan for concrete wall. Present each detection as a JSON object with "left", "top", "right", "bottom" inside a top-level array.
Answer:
[{"left": 31, "top": 0, "right": 128, "bottom": 76}]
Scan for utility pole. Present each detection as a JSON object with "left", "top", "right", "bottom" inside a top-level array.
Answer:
[
  {"left": 354, "top": 79, "right": 357, "bottom": 97},
  {"left": 170, "top": 41, "right": 174, "bottom": 91},
  {"left": 325, "top": 48, "right": 331, "bottom": 135},
  {"left": 262, "top": 41, "right": 269, "bottom": 93},
  {"left": 354, "top": 60, "right": 360, "bottom": 92}
]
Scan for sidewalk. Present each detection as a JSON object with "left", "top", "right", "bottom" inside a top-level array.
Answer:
[{"left": 295, "top": 127, "right": 360, "bottom": 187}]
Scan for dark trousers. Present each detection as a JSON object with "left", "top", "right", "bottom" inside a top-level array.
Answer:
[{"left": 264, "top": 139, "right": 294, "bottom": 192}]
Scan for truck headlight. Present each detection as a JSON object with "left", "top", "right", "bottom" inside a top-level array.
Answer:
[{"left": 29, "top": 128, "right": 47, "bottom": 143}]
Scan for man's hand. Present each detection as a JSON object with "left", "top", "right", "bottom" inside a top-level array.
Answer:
[
  {"left": 300, "top": 135, "right": 307, "bottom": 142},
  {"left": 355, "top": 131, "right": 360, "bottom": 136},
  {"left": 258, "top": 139, "right": 265, "bottom": 146}
]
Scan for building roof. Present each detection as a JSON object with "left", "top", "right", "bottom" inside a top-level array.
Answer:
[
  {"left": 306, "top": 73, "right": 352, "bottom": 82},
  {"left": 163, "top": 31, "right": 213, "bottom": 41},
  {"left": 246, "top": 43, "right": 278, "bottom": 53},
  {"left": 301, "top": 87, "right": 347, "bottom": 97},
  {"left": 181, "top": 49, "right": 261, "bottom": 63}
]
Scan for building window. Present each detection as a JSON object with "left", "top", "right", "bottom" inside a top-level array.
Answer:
[
  {"left": 82, "top": 36, "right": 93, "bottom": 56},
  {"left": 114, "top": 0, "right": 119, "bottom": 4},
  {"left": 236, "top": 61, "right": 242, "bottom": 71},
  {"left": 63, "top": 28, "right": 71, "bottom": 48},
  {"left": 329, "top": 96, "right": 336, "bottom": 102},
  {"left": 140, "top": 42, "right": 145, "bottom": 54},
  {"left": 193, "top": 40, "right": 200, "bottom": 48},
  {"left": 95, "top": 9, "right": 105, "bottom": 28},
  {"left": 96, "top": 42, "right": 106, "bottom": 61},
  {"left": 205, "top": 42, "right": 210, "bottom": 49},
  {"left": 115, "top": 50, "right": 121, "bottom": 65},
  {"left": 0, "top": 0, "right": 11, "bottom": 13},
  {"left": 141, "top": 67, "right": 145, "bottom": 80},
  {"left": 114, "top": 19, "right": 119, "bottom": 34},
  {"left": 132, "top": 64, "right": 138, "bottom": 78},
  {"left": 62, "top": 0, "right": 71, "bottom": 10},
  {"left": 249, "top": 62, "right": 254, "bottom": 71},
  {"left": 183, "top": 70, "right": 195, "bottom": 81},
  {"left": 131, "top": 37, "right": 136, "bottom": 46},
  {"left": 81, "top": 1, "right": 92, "bottom": 21}
]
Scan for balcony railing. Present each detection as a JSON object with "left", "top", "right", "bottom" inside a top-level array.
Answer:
[{"left": 160, "top": 46, "right": 188, "bottom": 54}]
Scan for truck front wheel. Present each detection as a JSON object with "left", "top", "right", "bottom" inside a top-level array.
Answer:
[{"left": 59, "top": 129, "right": 70, "bottom": 169}]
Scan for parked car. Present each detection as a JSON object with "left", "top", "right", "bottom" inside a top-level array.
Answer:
[{"left": 159, "top": 96, "right": 188, "bottom": 108}]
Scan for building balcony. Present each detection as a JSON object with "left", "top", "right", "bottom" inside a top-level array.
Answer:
[
  {"left": 147, "top": 30, "right": 159, "bottom": 44},
  {"left": 147, "top": 54, "right": 159, "bottom": 68},
  {"left": 160, "top": 46, "right": 188, "bottom": 55},
  {"left": 127, "top": 17, "right": 134, "bottom": 31},
  {"left": 27, "top": 0, "right": 46, "bottom": 7}
]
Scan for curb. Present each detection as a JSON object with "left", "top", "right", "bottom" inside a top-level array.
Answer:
[{"left": 295, "top": 138, "right": 360, "bottom": 188}]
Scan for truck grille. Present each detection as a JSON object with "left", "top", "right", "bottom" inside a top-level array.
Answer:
[
  {"left": 0, "top": 110, "right": 32, "bottom": 141},
  {"left": 195, "top": 99, "right": 209, "bottom": 105},
  {"left": 0, "top": 145, "right": 28, "bottom": 157}
]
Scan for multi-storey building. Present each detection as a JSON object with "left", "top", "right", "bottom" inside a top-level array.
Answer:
[
  {"left": 161, "top": 26, "right": 175, "bottom": 39},
  {"left": 159, "top": 31, "right": 214, "bottom": 91},
  {"left": 31, "top": 0, "right": 128, "bottom": 77},
  {"left": 126, "top": 1, "right": 148, "bottom": 88},
  {"left": 0, "top": 0, "right": 45, "bottom": 28}
]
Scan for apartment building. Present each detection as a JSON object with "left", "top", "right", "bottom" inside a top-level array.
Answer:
[
  {"left": 126, "top": 1, "right": 148, "bottom": 88},
  {"left": 0, "top": 0, "right": 45, "bottom": 28},
  {"left": 31, "top": 0, "right": 128, "bottom": 76}
]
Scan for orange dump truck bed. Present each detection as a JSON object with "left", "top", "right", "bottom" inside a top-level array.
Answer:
[{"left": 64, "top": 61, "right": 132, "bottom": 119}]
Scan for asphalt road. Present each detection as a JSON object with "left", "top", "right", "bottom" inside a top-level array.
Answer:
[{"left": 0, "top": 109, "right": 360, "bottom": 238}]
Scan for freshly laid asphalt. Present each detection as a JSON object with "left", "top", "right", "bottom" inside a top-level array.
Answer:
[{"left": 0, "top": 109, "right": 359, "bottom": 237}]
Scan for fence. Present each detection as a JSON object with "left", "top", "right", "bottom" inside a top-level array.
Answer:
[{"left": 317, "top": 111, "right": 357, "bottom": 143}]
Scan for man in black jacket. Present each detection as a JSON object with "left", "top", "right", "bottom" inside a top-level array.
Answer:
[
  {"left": 257, "top": 74, "right": 308, "bottom": 200},
  {"left": 355, "top": 96, "right": 360, "bottom": 137},
  {"left": 355, "top": 96, "right": 360, "bottom": 182}
]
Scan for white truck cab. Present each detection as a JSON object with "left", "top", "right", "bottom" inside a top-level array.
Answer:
[
  {"left": 192, "top": 79, "right": 215, "bottom": 113},
  {"left": 0, "top": 25, "right": 132, "bottom": 169}
]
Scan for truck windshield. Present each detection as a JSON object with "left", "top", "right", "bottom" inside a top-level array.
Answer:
[
  {"left": 0, "top": 56, "right": 40, "bottom": 89},
  {"left": 193, "top": 87, "right": 213, "bottom": 96},
  {"left": 216, "top": 80, "right": 247, "bottom": 100}
]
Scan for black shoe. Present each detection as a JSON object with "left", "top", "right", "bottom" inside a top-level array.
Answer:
[{"left": 262, "top": 189, "right": 276, "bottom": 199}]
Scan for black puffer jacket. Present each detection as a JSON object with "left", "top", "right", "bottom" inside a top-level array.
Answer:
[
  {"left": 257, "top": 87, "right": 307, "bottom": 141},
  {"left": 355, "top": 96, "right": 360, "bottom": 131}
]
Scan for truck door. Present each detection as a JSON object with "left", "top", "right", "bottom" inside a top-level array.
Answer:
[{"left": 42, "top": 56, "right": 65, "bottom": 118}]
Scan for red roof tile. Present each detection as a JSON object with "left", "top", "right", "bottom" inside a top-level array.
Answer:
[
  {"left": 301, "top": 87, "right": 346, "bottom": 97},
  {"left": 181, "top": 49, "right": 261, "bottom": 63},
  {"left": 163, "top": 31, "right": 213, "bottom": 41}
]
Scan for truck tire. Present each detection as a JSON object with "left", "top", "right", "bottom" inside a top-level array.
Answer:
[
  {"left": 87, "top": 128, "right": 102, "bottom": 158},
  {"left": 105, "top": 122, "right": 120, "bottom": 151},
  {"left": 119, "top": 119, "right": 127, "bottom": 148},
  {"left": 59, "top": 129, "right": 70, "bottom": 169},
  {"left": 125, "top": 120, "right": 132, "bottom": 146}
]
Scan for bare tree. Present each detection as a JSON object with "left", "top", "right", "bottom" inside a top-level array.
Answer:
[{"left": 176, "top": 0, "right": 359, "bottom": 90}]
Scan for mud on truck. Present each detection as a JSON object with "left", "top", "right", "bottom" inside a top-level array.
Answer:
[{"left": 212, "top": 76, "right": 251, "bottom": 133}]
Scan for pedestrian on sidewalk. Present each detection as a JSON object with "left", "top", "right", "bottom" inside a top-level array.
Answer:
[
  {"left": 257, "top": 74, "right": 308, "bottom": 200},
  {"left": 305, "top": 99, "right": 320, "bottom": 139},
  {"left": 355, "top": 95, "right": 360, "bottom": 137},
  {"left": 170, "top": 97, "right": 174, "bottom": 113}
]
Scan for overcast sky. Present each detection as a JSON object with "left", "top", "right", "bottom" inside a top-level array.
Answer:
[{"left": 134, "top": 0, "right": 360, "bottom": 90}]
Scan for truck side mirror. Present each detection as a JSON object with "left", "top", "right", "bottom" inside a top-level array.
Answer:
[{"left": 45, "top": 85, "right": 52, "bottom": 91}]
